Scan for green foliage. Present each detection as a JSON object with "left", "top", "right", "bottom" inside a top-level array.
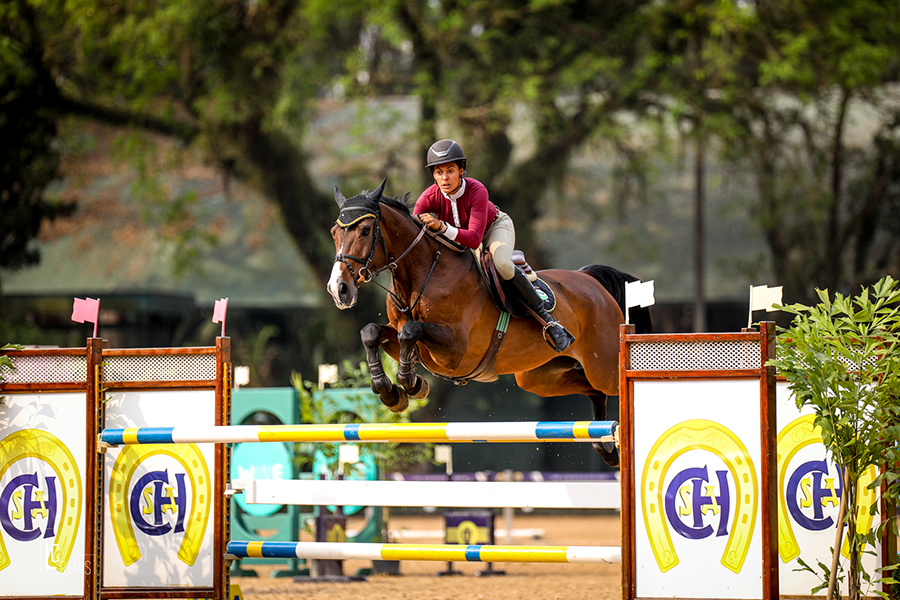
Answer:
[
  {"left": 768, "top": 276, "right": 900, "bottom": 598},
  {"left": 290, "top": 356, "right": 431, "bottom": 478},
  {"left": 0, "top": 1, "right": 75, "bottom": 282}
]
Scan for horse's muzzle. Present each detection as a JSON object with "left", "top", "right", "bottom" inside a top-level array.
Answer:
[
  {"left": 327, "top": 261, "right": 359, "bottom": 309},
  {"left": 327, "top": 280, "right": 358, "bottom": 309}
]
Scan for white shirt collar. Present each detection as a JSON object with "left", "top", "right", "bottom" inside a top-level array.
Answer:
[{"left": 441, "top": 177, "right": 466, "bottom": 201}]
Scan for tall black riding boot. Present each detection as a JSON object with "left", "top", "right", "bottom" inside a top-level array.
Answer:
[{"left": 510, "top": 268, "right": 575, "bottom": 352}]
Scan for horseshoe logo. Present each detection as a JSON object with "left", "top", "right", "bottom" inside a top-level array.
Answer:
[
  {"left": 0, "top": 429, "right": 82, "bottom": 573},
  {"left": 641, "top": 419, "right": 758, "bottom": 574},
  {"left": 108, "top": 444, "right": 210, "bottom": 566},
  {"left": 776, "top": 414, "right": 877, "bottom": 562}
]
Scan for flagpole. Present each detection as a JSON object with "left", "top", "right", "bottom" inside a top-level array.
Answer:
[{"left": 748, "top": 285, "right": 753, "bottom": 329}]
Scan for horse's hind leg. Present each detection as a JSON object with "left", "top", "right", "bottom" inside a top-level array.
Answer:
[
  {"left": 589, "top": 393, "right": 619, "bottom": 468},
  {"left": 396, "top": 321, "right": 430, "bottom": 399},
  {"left": 361, "top": 323, "right": 409, "bottom": 413}
]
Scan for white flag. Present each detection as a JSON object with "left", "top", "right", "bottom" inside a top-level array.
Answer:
[
  {"left": 626, "top": 280, "right": 655, "bottom": 309},
  {"left": 749, "top": 285, "right": 783, "bottom": 312}
]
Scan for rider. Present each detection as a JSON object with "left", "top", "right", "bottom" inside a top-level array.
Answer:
[{"left": 414, "top": 139, "right": 575, "bottom": 352}]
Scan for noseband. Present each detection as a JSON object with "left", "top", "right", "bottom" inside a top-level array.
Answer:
[{"left": 333, "top": 202, "right": 439, "bottom": 313}]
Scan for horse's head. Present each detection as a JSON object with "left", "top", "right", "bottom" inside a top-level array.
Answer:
[{"left": 327, "top": 180, "right": 388, "bottom": 309}]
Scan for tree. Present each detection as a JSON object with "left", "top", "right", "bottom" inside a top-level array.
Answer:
[
  {"left": 363, "top": 0, "right": 652, "bottom": 264},
  {"left": 1, "top": 0, "right": 374, "bottom": 281},
  {"left": 0, "top": 1, "right": 74, "bottom": 298},
  {"left": 657, "top": 0, "right": 900, "bottom": 303}
]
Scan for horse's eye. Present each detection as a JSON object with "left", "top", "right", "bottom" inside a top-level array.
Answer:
[{"left": 361, "top": 225, "right": 371, "bottom": 237}]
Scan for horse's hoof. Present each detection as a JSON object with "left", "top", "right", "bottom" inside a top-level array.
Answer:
[
  {"left": 408, "top": 377, "right": 429, "bottom": 399},
  {"left": 388, "top": 394, "right": 409, "bottom": 413},
  {"left": 593, "top": 441, "right": 619, "bottom": 468},
  {"left": 380, "top": 387, "right": 409, "bottom": 413}
]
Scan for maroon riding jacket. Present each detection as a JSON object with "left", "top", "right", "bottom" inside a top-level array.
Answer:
[{"left": 413, "top": 178, "right": 499, "bottom": 249}]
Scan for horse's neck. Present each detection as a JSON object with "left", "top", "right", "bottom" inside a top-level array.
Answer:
[{"left": 381, "top": 204, "right": 479, "bottom": 294}]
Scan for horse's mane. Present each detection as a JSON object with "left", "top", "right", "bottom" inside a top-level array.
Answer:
[
  {"left": 348, "top": 188, "right": 417, "bottom": 223},
  {"left": 382, "top": 192, "right": 415, "bottom": 219}
]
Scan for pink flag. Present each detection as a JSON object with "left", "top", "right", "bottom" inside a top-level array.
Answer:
[
  {"left": 212, "top": 298, "right": 228, "bottom": 337},
  {"left": 72, "top": 297, "right": 100, "bottom": 338}
]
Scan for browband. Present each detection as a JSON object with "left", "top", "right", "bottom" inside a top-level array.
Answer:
[{"left": 337, "top": 207, "right": 377, "bottom": 228}]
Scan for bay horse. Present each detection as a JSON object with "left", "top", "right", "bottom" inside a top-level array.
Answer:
[{"left": 326, "top": 180, "right": 651, "bottom": 467}]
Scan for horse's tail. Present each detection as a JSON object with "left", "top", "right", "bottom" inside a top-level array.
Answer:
[{"left": 577, "top": 265, "right": 653, "bottom": 334}]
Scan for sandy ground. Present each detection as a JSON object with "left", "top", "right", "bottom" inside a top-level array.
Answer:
[{"left": 231, "top": 513, "right": 622, "bottom": 600}]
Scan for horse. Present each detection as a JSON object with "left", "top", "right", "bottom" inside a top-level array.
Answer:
[{"left": 326, "top": 180, "right": 652, "bottom": 467}]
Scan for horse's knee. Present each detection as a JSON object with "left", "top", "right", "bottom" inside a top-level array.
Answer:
[
  {"left": 398, "top": 321, "right": 425, "bottom": 345},
  {"left": 361, "top": 323, "right": 383, "bottom": 348}
]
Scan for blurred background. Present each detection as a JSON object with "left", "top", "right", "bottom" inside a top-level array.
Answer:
[{"left": 2, "top": 0, "right": 899, "bottom": 470}]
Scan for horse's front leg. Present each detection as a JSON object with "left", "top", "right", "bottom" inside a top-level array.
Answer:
[
  {"left": 395, "top": 321, "right": 433, "bottom": 400},
  {"left": 361, "top": 323, "right": 408, "bottom": 413}
]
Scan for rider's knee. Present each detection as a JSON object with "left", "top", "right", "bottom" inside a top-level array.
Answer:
[{"left": 489, "top": 241, "right": 515, "bottom": 280}]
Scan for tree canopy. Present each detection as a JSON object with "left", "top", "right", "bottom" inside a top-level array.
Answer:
[{"left": 3, "top": 0, "right": 900, "bottom": 309}]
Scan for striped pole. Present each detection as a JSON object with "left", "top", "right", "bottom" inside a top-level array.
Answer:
[
  {"left": 226, "top": 541, "right": 621, "bottom": 564},
  {"left": 100, "top": 420, "right": 617, "bottom": 446}
]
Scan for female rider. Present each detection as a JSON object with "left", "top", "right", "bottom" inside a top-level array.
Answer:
[{"left": 413, "top": 139, "right": 575, "bottom": 352}]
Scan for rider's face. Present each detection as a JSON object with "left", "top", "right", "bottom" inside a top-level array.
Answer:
[{"left": 432, "top": 162, "right": 463, "bottom": 195}]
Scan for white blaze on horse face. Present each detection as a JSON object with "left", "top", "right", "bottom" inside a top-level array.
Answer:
[{"left": 327, "top": 238, "right": 358, "bottom": 309}]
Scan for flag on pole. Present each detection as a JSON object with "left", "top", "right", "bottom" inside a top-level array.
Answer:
[
  {"left": 72, "top": 297, "right": 100, "bottom": 338},
  {"left": 212, "top": 298, "right": 229, "bottom": 337},
  {"left": 625, "top": 280, "right": 655, "bottom": 324},
  {"left": 748, "top": 285, "right": 783, "bottom": 328}
]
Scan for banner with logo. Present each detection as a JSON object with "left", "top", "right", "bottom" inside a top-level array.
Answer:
[
  {"left": 633, "top": 379, "right": 767, "bottom": 599},
  {"left": 102, "top": 390, "right": 216, "bottom": 588},
  {"left": 0, "top": 392, "right": 87, "bottom": 596},
  {"left": 775, "top": 381, "right": 882, "bottom": 596}
]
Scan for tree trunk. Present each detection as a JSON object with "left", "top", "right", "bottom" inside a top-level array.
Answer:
[{"left": 847, "top": 473, "right": 859, "bottom": 600}]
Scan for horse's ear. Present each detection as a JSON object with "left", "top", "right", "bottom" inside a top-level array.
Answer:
[
  {"left": 334, "top": 185, "right": 346, "bottom": 208},
  {"left": 373, "top": 178, "right": 387, "bottom": 200}
]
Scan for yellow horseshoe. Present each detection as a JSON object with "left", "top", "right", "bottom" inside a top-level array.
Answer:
[
  {"left": 775, "top": 414, "right": 819, "bottom": 562},
  {"left": 776, "top": 415, "right": 878, "bottom": 562},
  {"left": 0, "top": 429, "right": 82, "bottom": 573},
  {"left": 841, "top": 464, "right": 877, "bottom": 560},
  {"left": 108, "top": 444, "right": 210, "bottom": 566},
  {"left": 642, "top": 419, "right": 758, "bottom": 574}
]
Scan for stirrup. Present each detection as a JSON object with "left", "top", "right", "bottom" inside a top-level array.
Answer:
[{"left": 542, "top": 321, "right": 575, "bottom": 352}]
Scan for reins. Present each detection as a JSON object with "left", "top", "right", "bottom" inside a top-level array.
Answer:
[{"left": 334, "top": 202, "right": 441, "bottom": 315}]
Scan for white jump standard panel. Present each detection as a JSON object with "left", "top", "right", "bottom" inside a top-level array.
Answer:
[{"left": 231, "top": 479, "right": 621, "bottom": 510}]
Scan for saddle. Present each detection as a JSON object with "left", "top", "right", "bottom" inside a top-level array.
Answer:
[{"left": 476, "top": 249, "right": 557, "bottom": 319}]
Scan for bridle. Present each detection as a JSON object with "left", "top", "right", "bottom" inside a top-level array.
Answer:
[{"left": 334, "top": 201, "right": 441, "bottom": 314}]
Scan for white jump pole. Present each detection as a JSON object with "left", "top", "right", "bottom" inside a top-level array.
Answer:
[{"left": 231, "top": 479, "right": 621, "bottom": 510}]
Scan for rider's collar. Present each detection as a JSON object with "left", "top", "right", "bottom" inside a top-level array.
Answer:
[
  {"left": 337, "top": 205, "right": 378, "bottom": 228},
  {"left": 441, "top": 177, "right": 466, "bottom": 202}
]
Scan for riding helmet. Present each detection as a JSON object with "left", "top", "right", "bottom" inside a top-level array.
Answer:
[{"left": 426, "top": 139, "right": 466, "bottom": 171}]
